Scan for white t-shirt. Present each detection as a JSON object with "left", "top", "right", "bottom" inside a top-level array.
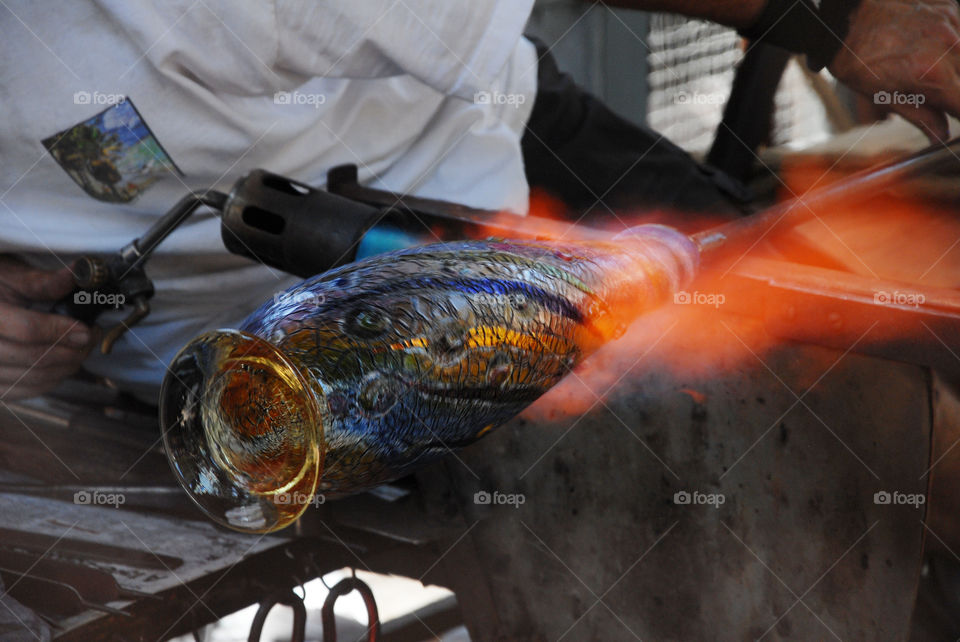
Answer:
[{"left": 0, "top": 0, "right": 537, "bottom": 399}]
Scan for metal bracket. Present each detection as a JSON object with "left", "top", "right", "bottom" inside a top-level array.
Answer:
[{"left": 321, "top": 574, "right": 381, "bottom": 642}]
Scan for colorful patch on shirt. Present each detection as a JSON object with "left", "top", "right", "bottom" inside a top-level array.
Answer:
[{"left": 42, "top": 98, "right": 181, "bottom": 203}]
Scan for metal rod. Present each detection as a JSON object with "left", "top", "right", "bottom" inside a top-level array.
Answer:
[
  {"left": 122, "top": 190, "right": 227, "bottom": 270},
  {"left": 692, "top": 137, "right": 960, "bottom": 254}
]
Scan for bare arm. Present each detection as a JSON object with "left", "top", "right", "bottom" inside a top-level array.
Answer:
[
  {"left": 594, "top": 0, "right": 960, "bottom": 141},
  {"left": 830, "top": 0, "right": 960, "bottom": 141}
]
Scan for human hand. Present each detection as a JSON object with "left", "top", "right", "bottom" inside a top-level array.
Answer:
[
  {"left": 0, "top": 256, "right": 97, "bottom": 400},
  {"left": 830, "top": 0, "right": 960, "bottom": 142}
]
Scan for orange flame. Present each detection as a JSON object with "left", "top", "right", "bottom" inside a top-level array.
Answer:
[{"left": 510, "top": 157, "right": 960, "bottom": 422}]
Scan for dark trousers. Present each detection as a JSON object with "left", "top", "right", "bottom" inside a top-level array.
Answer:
[{"left": 521, "top": 38, "right": 750, "bottom": 231}]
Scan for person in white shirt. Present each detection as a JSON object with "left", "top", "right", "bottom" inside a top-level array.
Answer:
[{"left": 0, "top": 0, "right": 957, "bottom": 402}]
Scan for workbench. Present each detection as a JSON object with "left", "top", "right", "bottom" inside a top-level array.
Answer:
[{"left": 0, "top": 390, "right": 468, "bottom": 641}]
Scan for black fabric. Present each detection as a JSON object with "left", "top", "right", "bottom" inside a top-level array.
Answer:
[
  {"left": 739, "top": 0, "right": 862, "bottom": 71},
  {"left": 520, "top": 38, "right": 750, "bottom": 228}
]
